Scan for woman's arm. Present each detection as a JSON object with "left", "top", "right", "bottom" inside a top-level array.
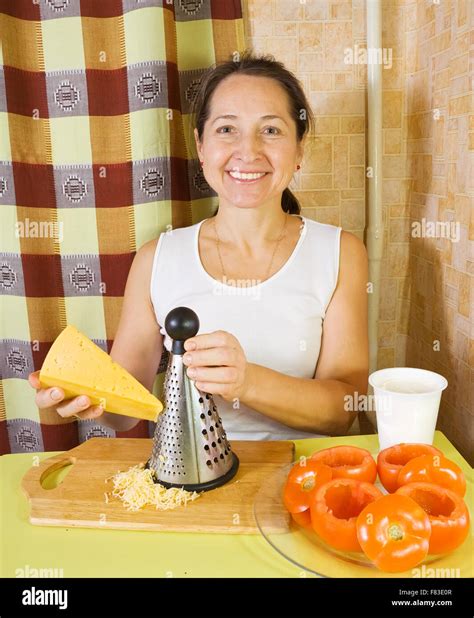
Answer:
[
  {"left": 99, "top": 237, "right": 164, "bottom": 432},
  {"left": 239, "top": 231, "right": 369, "bottom": 436}
]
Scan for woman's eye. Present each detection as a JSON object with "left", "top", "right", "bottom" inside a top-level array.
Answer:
[
  {"left": 216, "top": 126, "right": 281, "bottom": 135},
  {"left": 264, "top": 126, "right": 280, "bottom": 135}
]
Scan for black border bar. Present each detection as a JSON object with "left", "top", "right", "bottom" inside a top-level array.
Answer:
[{"left": 0, "top": 577, "right": 471, "bottom": 617}]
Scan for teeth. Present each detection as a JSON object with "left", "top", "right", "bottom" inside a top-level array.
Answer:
[{"left": 229, "top": 171, "right": 266, "bottom": 180}]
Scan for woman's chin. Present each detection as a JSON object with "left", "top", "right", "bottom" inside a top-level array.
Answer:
[
  {"left": 220, "top": 197, "right": 266, "bottom": 209},
  {"left": 220, "top": 187, "right": 273, "bottom": 206}
]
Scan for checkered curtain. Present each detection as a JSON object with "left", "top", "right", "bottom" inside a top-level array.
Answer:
[{"left": 0, "top": 0, "right": 245, "bottom": 454}]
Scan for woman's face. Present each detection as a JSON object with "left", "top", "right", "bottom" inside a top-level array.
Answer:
[{"left": 194, "top": 74, "right": 305, "bottom": 211}]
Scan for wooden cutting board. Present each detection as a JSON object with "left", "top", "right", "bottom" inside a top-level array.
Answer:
[{"left": 21, "top": 438, "right": 294, "bottom": 534}]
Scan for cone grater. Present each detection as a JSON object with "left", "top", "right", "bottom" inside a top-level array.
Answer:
[{"left": 147, "top": 306, "right": 239, "bottom": 491}]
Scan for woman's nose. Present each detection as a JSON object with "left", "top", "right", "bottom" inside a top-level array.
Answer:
[{"left": 234, "top": 134, "right": 263, "bottom": 160}]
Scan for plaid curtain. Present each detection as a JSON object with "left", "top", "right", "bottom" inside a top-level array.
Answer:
[{"left": 0, "top": 0, "right": 245, "bottom": 454}]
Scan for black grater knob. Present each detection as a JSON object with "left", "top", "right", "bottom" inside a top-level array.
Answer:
[{"left": 165, "top": 306, "right": 200, "bottom": 355}]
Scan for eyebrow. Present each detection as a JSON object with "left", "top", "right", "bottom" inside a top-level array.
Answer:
[{"left": 211, "top": 114, "right": 288, "bottom": 127}]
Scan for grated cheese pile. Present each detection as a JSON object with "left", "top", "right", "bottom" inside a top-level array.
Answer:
[{"left": 104, "top": 463, "right": 202, "bottom": 512}]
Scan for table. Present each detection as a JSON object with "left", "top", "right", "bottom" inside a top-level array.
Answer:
[{"left": 1, "top": 431, "right": 472, "bottom": 578}]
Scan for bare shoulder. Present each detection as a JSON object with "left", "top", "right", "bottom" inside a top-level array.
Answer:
[
  {"left": 136, "top": 236, "right": 161, "bottom": 260},
  {"left": 126, "top": 235, "right": 161, "bottom": 290},
  {"left": 339, "top": 230, "right": 368, "bottom": 273}
]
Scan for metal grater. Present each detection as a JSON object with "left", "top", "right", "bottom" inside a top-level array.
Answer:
[{"left": 147, "top": 306, "right": 239, "bottom": 492}]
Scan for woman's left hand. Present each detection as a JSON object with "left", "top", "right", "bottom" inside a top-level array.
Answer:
[{"left": 182, "top": 330, "right": 252, "bottom": 403}]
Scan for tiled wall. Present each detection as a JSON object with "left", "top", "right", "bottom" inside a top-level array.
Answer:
[
  {"left": 401, "top": 0, "right": 472, "bottom": 463},
  {"left": 243, "top": 0, "right": 472, "bottom": 462},
  {"left": 244, "top": 0, "right": 368, "bottom": 239}
]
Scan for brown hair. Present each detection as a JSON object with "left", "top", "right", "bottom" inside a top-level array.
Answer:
[{"left": 191, "top": 49, "right": 315, "bottom": 215}]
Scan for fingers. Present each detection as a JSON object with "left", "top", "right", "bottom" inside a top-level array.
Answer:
[
  {"left": 35, "top": 385, "right": 66, "bottom": 410},
  {"left": 27, "top": 372, "right": 104, "bottom": 421},
  {"left": 193, "top": 381, "right": 231, "bottom": 401},
  {"left": 72, "top": 405, "right": 104, "bottom": 421},
  {"left": 183, "top": 346, "right": 237, "bottom": 368},
  {"left": 184, "top": 330, "right": 233, "bottom": 351},
  {"left": 56, "top": 395, "right": 93, "bottom": 419},
  {"left": 28, "top": 370, "right": 42, "bottom": 389},
  {"left": 28, "top": 371, "right": 64, "bottom": 409},
  {"left": 187, "top": 365, "right": 238, "bottom": 384}
]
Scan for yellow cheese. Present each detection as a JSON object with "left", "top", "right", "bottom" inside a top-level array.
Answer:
[
  {"left": 39, "top": 324, "right": 163, "bottom": 422},
  {"left": 105, "top": 463, "right": 201, "bottom": 511}
]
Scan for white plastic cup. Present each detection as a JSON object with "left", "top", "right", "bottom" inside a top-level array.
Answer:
[{"left": 368, "top": 367, "right": 448, "bottom": 451}]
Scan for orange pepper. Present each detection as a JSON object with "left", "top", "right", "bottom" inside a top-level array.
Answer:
[
  {"left": 283, "top": 460, "right": 333, "bottom": 513},
  {"left": 310, "top": 445, "right": 377, "bottom": 484},
  {"left": 310, "top": 478, "right": 382, "bottom": 552},
  {"left": 291, "top": 510, "right": 312, "bottom": 529},
  {"left": 396, "top": 482, "right": 470, "bottom": 554},
  {"left": 377, "top": 443, "right": 442, "bottom": 493},
  {"left": 357, "top": 493, "right": 431, "bottom": 572},
  {"left": 397, "top": 454, "right": 466, "bottom": 497}
]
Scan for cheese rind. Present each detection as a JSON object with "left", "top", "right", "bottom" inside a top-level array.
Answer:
[{"left": 39, "top": 325, "right": 163, "bottom": 422}]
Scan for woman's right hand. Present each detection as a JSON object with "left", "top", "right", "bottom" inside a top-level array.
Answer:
[{"left": 28, "top": 370, "right": 104, "bottom": 421}]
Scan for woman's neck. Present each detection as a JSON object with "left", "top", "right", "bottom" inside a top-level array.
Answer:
[{"left": 211, "top": 206, "right": 290, "bottom": 254}]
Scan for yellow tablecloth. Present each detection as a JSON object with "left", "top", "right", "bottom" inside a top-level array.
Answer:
[{"left": 1, "top": 431, "right": 472, "bottom": 578}]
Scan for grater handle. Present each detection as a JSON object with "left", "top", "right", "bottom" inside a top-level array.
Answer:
[{"left": 165, "top": 306, "right": 200, "bottom": 355}]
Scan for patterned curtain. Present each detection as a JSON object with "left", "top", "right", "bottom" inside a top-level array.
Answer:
[{"left": 0, "top": 0, "right": 245, "bottom": 454}]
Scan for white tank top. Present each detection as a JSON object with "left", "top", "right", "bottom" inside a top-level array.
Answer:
[{"left": 150, "top": 215, "right": 342, "bottom": 441}]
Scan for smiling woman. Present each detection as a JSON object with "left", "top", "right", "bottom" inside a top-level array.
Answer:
[
  {"left": 31, "top": 50, "right": 368, "bottom": 441},
  {"left": 192, "top": 50, "right": 313, "bottom": 216},
  {"left": 140, "top": 50, "right": 367, "bottom": 440}
]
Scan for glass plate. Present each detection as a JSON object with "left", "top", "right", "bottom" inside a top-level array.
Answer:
[{"left": 253, "top": 461, "right": 449, "bottom": 578}]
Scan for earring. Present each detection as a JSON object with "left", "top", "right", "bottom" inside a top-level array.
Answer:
[{"left": 296, "top": 164, "right": 301, "bottom": 171}]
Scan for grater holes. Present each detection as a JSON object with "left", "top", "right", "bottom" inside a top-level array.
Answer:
[
  {"left": 204, "top": 445, "right": 210, "bottom": 451},
  {"left": 206, "top": 460, "right": 212, "bottom": 467}
]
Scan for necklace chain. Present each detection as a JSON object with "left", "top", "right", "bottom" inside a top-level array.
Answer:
[{"left": 213, "top": 215, "right": 289, "bottom": 283}]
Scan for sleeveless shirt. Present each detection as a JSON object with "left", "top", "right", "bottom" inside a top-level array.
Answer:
[{"left": 150, "top": 214, "right": 343, "bottom": 441}]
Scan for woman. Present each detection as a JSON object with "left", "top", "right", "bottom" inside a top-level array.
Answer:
[{"left": 29, "top": 52, "right": 368, "bottom": 440}]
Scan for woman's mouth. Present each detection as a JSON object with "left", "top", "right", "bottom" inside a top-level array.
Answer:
[{"left": 226, "top": 170, "right": 269, "bottom": 184}]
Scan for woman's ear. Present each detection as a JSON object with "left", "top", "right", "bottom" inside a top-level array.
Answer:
[
  {"left": 298, "top": 135, "right": 307, "bottom": 159},
  {"left": 194, "top": 128, "right": 202, "bottom": 160}
]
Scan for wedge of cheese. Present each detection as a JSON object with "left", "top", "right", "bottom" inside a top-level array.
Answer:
[{"left": 39, "top": 324, "right": 163, "bottom": 422}]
